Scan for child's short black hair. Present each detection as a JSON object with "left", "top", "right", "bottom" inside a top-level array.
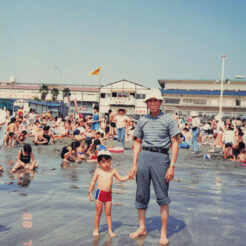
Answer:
[
  {"left": 239, "top": 142, "right": 245, "bottom": 149},
  {"left": 22, "top": 130, "right": 27, "bottom": 135},
  {"left": 97, "top": 155, "right": 112, "bottom": 163},
  {"left": 71, "top": 141, "right": 80, "bottom": 150},
  {"left": 95, "top": 131, "right": 101, "bottom": 135},
  {"left": 225, "top": 143, "right": 232, "bottom": 148},
  {"left": 43, "top": 126, "right": 50, "bottom": 131},
  {"left": 94, "top": 139, "right": 101, "bottom": 146},
  {"left": 11, "top": 117, "right": 16, "bottom": 123},
  {"left": 93, "top": 106, "right": 99, "bottom": 111},
  {"left": 23, "top": 144, "right": 32, "bottom": 154}
]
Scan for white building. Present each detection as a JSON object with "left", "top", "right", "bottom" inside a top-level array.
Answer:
[
  {"left": 99, "top": 79, "right": 149, "bottom": 116},
  {"left": 159, "top": 79, "right": 246, "bottom": 118}
]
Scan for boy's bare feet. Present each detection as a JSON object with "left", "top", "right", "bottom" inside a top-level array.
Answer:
[
  {"left": 108, "top": 231, "right": 116, "bottom": 237},
  {"left": 93, "top": 230, "right": 99, "bottom": 237},
  {"left": 159, "top": 231, "right": 168, "bottom": 245},
  {"left": 129, "top": 228, "right": 146, "bottom": 239}
]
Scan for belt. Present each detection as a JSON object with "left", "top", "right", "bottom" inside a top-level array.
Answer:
[{"left": 142, "top": 146, "right": 169, "bottom": 154}]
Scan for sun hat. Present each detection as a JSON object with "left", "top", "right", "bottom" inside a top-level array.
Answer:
[
  {"left": 144, "top": 89, "right": 163, "bottom": 102},
  {"left": 190, "top": 111, "right": 198, "bottom": 117},
  {"left": 97, "top": 149, "right": 111, "bottom": 157}
]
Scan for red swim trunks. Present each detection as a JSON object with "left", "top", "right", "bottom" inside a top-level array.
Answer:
[{"left": 95, "top": 189, "right": 112, "bottom": 203}]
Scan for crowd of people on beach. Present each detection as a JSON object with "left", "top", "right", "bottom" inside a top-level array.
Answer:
[
  {"left": 174, "top": 112, "right": 246, "bottom": 163},
  {"left": 0, "top": 105, "right": 246, "bottom": 173},
  {"left": 0, "top": 105, "right": 136, "bottom": 170},
  {"left": 0, "top": 88, "right": 246, "bottom": 244}
]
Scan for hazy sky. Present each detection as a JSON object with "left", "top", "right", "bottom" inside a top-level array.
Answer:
[{"left": 0, "top": 0, "right": 245, "bottom": 88}]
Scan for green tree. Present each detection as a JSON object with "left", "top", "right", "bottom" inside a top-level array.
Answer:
[
  {"left": 39, "top": 84, "right": 49, "bottom": 101},
  {"left": 62, "top": 88, "right": 71, "bottom": 99},
  {"left": 51, "top": 88, "right": 60, "bottom": 101}
]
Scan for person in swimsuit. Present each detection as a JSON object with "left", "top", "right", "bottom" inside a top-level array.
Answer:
[
  {"left": 33, "top": 126, "right": 55, "bottom": 145},
  {"left": 12, "top": 144, "right": 38, "bottom": 172},
  {"left": 5, "top": 117, "right": 17, "bottom": 148},
  {"left": 108, "top": 109, "right": 116, "bottom": 139},
  {"left": 87, "top": 132, "right": 104, "bottom": 159},
  {"left": 14, "top": 130, "right": 27, "bottom": 145},
  {"left": 88, "top": 149, "right": 130, "bottom": 237},
  {"left": 76, "top": 141, "right": 86, "bottom": 160},
  {"left": 60, "top": 141, "right": 80, "bottom": 162},
  {"left": 223, "top": 143, "right": 235, "bottom": 160}
]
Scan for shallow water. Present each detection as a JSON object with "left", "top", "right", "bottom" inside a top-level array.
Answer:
[{"left": 0, "top": 135, "right": 246, "bottom": 246}]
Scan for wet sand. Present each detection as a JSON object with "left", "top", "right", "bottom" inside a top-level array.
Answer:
[{"left": 0, "top": 137, "right": 246, "bottom": 246}]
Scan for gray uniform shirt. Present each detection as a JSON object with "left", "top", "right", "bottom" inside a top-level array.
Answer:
[{"left": 134, "top": 111, "right": 180, "bottom": 148}]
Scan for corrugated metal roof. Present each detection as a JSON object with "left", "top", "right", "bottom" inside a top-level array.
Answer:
[
  {"left": 161, "top": 89, "right": 246, "bottom": 96},
  {"left": 158, "top": 79, "right": 246, "bottom": 84},
  {"left": 28, "top": 100, "right": 61, "bottom": 107}
]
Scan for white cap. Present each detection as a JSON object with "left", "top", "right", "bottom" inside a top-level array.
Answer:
[
  {"left": 144, "top": 89, "right": 163, "bottom": 102},
  {"left": 97, "top": 149, "right": 111, "bottom": 157},
  {"left": 190, "top": 111, "right": 198, "bottom": 117}
]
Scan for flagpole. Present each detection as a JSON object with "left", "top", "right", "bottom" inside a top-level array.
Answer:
[
  {"left": 98, "top": 69, "right": 102, "bottom": 114},
  {"left": 99, "top": 69, "right": 102, "bottom": 88}
]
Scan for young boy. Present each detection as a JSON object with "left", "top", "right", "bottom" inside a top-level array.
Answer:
[{"left": 88, "top": 149, "right": 130, "bottom": 237}]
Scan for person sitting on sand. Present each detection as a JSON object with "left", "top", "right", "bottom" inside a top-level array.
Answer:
[
  {"left": 87, "top": 132, "right": 104, "bottom": 159},
  {"left": 31, "top": 120, "right": 42, "bottom": 136},
  {"left": 237, "top": 149, "right": 245, "bottom": 162},
  {"left": 223, "top": 143, "right": 235, "bottom": 161},
  {"left": 88, "top": 149, "right": 130, "bottom": 237},
  {"left": 76, "top": 141, "right": 86, "bottom": 160},
  {"left": 33, "top": 126, "right": 55, "bottom": 145},
  {"left": 12, "top": 144, "right": 39, "bottom": 172},
  {"left": 60, "top": 141, "right": 81, "bottom": 162},
  {"left": 14, "top": 130, "right": 27, "bottom": 145},
  {"left": 233, "top": 142, "right": 245, "bottom": 159},
  {"left": 234, "top": 129, "right": 244, "bottom": 146},
  {"left": 182, "top": 127, "right": 192, "bottom": 143}
]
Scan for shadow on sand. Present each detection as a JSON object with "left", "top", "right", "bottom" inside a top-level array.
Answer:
[{"left": 0, "top": 225, "right": 11, "bottom": 232}]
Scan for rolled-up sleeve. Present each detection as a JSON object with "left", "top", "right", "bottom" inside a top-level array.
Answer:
[
  {"left": 168, "top": 117, "right": 180, "bottom": 138},
  {"left": 134, "top": 119, "right": 143, "bottom": 139}
]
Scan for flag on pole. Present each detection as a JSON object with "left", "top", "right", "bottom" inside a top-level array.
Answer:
[{"left": 89, "top": 67, "right": 101, "bottom": 76}]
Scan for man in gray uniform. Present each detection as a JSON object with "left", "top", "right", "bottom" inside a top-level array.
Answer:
[{"left": 129, "top": 88, "right": 180, "bottom": 245}]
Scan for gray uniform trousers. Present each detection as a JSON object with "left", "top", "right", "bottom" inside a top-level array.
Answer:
[{"left": 135, "top": 150, "right": 171, "bottom": 209}]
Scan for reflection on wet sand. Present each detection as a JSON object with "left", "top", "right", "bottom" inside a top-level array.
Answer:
[
  {"left": 1, "top": 140, "right": 246, "bottom": 246},
  {"left": 93, "top": 236, "right": 112, "bottom": 246},
  {"left": 15, "top": 169, "right": 37, "bottom": 187}
]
